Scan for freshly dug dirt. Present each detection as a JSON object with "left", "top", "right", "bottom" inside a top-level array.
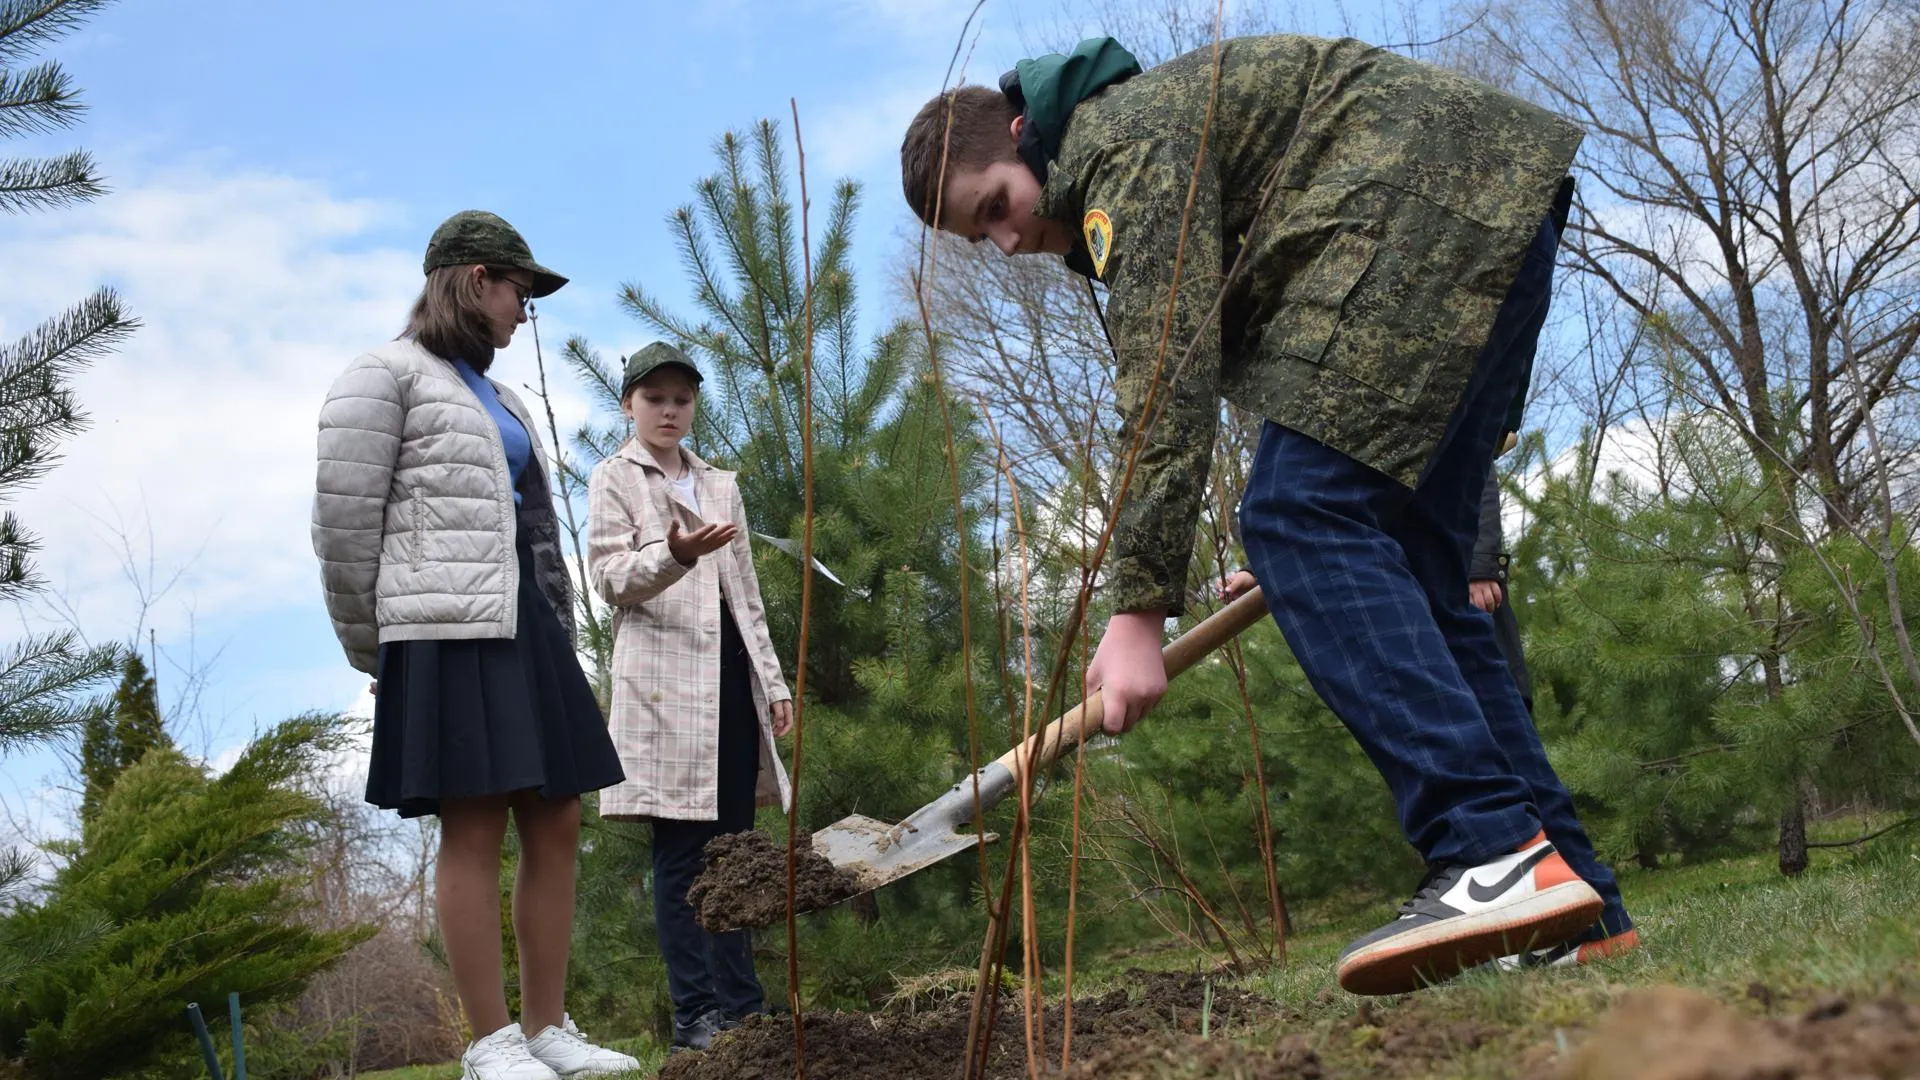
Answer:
[
  {"left": 1328, "top": 997, "right": 1496, "bottom": 1072},
  {"left": 660, "top": 967, "right": 1920, "bottom": 1079},
  {"left": 1052, "top": 1034, "right": 1325, "bottom": 1079},
  {"left": 657, "top": 971, "right": 1292, "bottom": 1080},
  {"left": 687, "top": 830, "right": 861, "bottom": 932},
  {"left": 1544, "top": 986, "right": 1920, "bottom": 1079},
  {"left": 1785, "top": 995, "right": 1920, "bottom": 1075}
]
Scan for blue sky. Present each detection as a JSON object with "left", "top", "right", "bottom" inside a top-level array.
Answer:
[
  {"left": 0, "top": 0, "right": 1062, "bottom": 839},
  {"left": 1, "top": 0, "right": 1468, "bottom": 841}
]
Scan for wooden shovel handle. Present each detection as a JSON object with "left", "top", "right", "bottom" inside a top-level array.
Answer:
[{"left": 994, "top": 587, "right": 1271, "bottom": 786}]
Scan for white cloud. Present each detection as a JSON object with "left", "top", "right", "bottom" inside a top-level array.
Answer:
[
  {"left": 0, "top": 165, "right": 602, "bottom": 649},
  {"left": 789, "top": 0, "right": 1029, "bottom": 182},
  {"left": 0, "top": 169, "right": 412, "bottom": 642},
  {"left": 0, "top": 157, "right": 645, "bottom": 840},
  {"left": 807, "top": 80, "right": 947, "bottom": 182},
  {"left": 1507, "top": 410, "right": 1824, "bottom": 539}
]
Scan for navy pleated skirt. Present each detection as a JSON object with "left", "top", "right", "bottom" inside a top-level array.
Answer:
[{"left": 366, "top": 528, "right": 625, "bottom": 818}]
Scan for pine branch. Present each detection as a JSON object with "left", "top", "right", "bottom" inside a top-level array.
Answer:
[
  {"left": 572, "top": 422, "right": 624, "bottom": 467},
  {"left": 0, "top": 631, "right": 121, "bottom": 753},
  {"left": 0, "top": 287, "right": 134, "bottom": 421},
  {"left": 0, "top": 844, "right": 32, "bottom": 902},
  {"left": 1804, "top": 816, "right": 1919, "bottom": 849},
  {"left": 0, "top": 291, "right": 133, "bottom": 509},
  {"left": 753, "top": 119, "right": 799, "bottom": 324},
  {"left": 0, "top": 845, "right": 108, "bottom": 984},
  {"left": 0, "top": 0, "right": 112, "bottom": 65},
  {"left": 0, "top": 909, "right": 109, "bottom": 990},
  {"left": 0, "top": 59, "right": 81, "bottom": 139},
  {"left": 0, "top": 511, "right": 44, "bottom": 598},
  {"left": 560, "top": 335, "right": 622, "bottom": 418},
  {"left": 0, "top": 148, "right": 102, "bottom": 212}
]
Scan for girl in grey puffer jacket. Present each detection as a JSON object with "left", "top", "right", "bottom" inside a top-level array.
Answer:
[{"left": 311, "top": 211, "right": 631, "bottom": 1080}]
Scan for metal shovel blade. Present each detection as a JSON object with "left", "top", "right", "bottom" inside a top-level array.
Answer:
[
  {"left": 810, "top": 760, "right": 1015, "bottom": 894},
  {"left": 801, "top": 591, "right": 1274, "bottom": 908}
]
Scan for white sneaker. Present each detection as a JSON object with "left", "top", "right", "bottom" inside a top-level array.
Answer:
[
  {"left": 1336, "top": 830, "right": 1603, "bottom": 995},
  {"left": 525, "top": 1014, "right": 642, "bottom": 1077},
  {"left": 461, "top": 1023, "right": 560, "bottom": 1080}
]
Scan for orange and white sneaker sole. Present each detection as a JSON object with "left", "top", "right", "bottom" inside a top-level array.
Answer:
[
  {"left": 1496, "top": 924, "right": 1642, "bottom": 970},
  {"left": 1338, "top": 864, "right": 1605, "bottom": 997},
  {"left": 1561, "top": 927, "right": 1641, "bottom": 965}
]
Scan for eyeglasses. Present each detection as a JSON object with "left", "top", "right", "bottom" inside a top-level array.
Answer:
[{"left": 488, "top": 269, "right": 533, "bottom": 313}]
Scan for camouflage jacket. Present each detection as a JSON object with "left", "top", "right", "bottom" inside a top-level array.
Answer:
[{"left": 1033, "top": 35, "right": 1582, "bottom": 614}]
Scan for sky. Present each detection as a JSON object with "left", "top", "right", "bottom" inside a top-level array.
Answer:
[
  {"left": 0, "top": 0, "right": 1087, "bottom": 847},
  {"left": 0, "top": 0, "right": 1521, "bottom": 849}
]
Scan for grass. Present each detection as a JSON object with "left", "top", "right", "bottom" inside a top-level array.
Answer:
[
  {"left": 1214, "top": 818, "right": 1920, "bottom": 1077},
  {"left": 358, "top": 819, "right": 1920, "bottom": 1078}
]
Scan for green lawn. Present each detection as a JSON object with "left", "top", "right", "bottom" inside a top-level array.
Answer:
[
  {"left": 1223, "top": 818, "right": 1920, "bottom": 1077},
  {"left": 360, "top": 818, "right": 1920, "bottom": 1078}
]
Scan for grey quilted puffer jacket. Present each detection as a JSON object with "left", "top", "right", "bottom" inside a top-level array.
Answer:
[{"left": 311, "top": 338, "right": 574, "bottom": 675}]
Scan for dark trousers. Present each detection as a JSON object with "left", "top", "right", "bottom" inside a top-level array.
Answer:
[
  {"left": 1240, "top": 216, "right": 1631, "bottom": 939},
  {"left": 652, "top": 603, "right": 766, "bottom": 1027}
]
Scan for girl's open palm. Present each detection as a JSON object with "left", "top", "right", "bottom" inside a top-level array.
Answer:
[{"left": 667, "top": 519, "right": 739, "bottom": 564}]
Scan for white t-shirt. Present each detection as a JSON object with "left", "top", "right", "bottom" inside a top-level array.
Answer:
[{"left": 673, "top": 472, "right": 700, "bottom": 515}]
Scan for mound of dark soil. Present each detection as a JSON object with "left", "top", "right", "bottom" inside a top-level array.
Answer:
[
  {"left": 1785, "top": 995, "right": 1920, "bottom": 1075},
  {"left": 1052, "top": 1033, "right": 1325, "bottom": 1078},
  {"left": 657, "top": 971, "right": 1290, "bottom": 1080},
  {"left": 661, "top": 967, "right": 1920, "bottom": 1078},
  {"left": 1327, "top": 996, "right": 1496, "bottom": 1072},
  {"left": 687, "top": 830, "right": 862, "bottom": 932},
  {"left": 1544, "top": 986, "right": 1920, "bottom": 1079}
]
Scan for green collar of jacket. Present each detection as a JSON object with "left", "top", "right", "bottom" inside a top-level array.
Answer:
[
  {"left": 1001, "top": 36, "right": 1142, "bottom": 185},
  {"left": 1000, "top": 39, "right": 1141, "bottom": 279}
]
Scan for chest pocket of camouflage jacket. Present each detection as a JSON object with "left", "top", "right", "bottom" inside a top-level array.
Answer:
[{"left": 1266, "top": 229, "right": 1468, "bottom": 406}]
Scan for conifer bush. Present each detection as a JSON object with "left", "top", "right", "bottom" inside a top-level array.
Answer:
[{"left": 0, "top": 715, "right": 370, "bottom": 1079}]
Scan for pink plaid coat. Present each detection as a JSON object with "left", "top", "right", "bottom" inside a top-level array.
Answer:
[{"left": 587, "top": 441, "right": 792, "bottom": 822}]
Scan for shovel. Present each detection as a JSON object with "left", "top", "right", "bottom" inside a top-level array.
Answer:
[{"left": 811, "top": 587, "right": 1271, "bottom": 897}]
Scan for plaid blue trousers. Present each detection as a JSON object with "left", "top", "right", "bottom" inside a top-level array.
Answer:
[{"left": 1240, "top": 215, "right": 1632, "bottom": 939}]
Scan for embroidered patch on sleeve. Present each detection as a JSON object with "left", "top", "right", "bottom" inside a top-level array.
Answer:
[{"left": 1083, "top": 209, "right": 1114, "bottom": 277}]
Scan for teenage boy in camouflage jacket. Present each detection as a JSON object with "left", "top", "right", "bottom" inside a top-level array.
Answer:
[{"left": 901, "top": 34, "right": 1637, "bottom": 995}]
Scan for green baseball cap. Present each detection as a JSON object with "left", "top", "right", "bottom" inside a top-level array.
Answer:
[
  {"left": 620, "top": 342, "right": 704, "bottom": 397},
  {"left": 422, "top": 210, "right": 568, "bottom": 297}
]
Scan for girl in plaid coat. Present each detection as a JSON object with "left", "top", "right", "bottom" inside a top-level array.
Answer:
[{"left": 585, "top": 342, "right": 793, "bottom": 1054}]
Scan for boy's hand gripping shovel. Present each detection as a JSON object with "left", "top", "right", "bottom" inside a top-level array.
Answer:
[{"left": 809, "top": 587, "right": 1270, "bottom": 898}]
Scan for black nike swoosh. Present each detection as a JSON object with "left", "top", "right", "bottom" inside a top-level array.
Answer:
[{"left": 1466, "top": 844, "right": 1556, "bottom": 904}]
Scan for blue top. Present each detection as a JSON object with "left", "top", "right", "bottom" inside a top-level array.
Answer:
[{"left": 453, "top": 359, "right": 532, "bottom": 505}]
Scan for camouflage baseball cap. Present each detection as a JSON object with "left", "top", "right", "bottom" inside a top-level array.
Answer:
[
  {"left": 422, "top": 210, "right": 568, "bottom": 297},
  {"left": 620, "top": 342, "right": 703, "bottom": 397}
]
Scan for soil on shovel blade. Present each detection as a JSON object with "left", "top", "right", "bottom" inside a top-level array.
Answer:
[
  {"left": 687, "top": 830, "right": 861, "bottom": 932},
  {"left": 657, "top": 971, "right": 1300, "bottom": 1080}
]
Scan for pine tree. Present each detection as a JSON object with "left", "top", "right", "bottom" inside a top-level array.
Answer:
[
  {"left": 556, "top": 120, "right": 1004, "bottom": 1024},
  {"left": 1516, "top": 439, "right": 1766, "bottom": 865},
  {"left": 78, "top": 650, "right": 171, "bottom": 827},
  {"left": 0, "top": 0, "right": 136, "bottom": 755},
  {"left": 1512, "top": 418, "right": 1920, "bottom": 870},
  {"left": 0, "top": 0, "right": 136, "bottom": 986}
]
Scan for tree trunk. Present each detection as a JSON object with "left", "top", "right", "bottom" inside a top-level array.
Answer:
[{"left": 1778, "top": 778, "right": 1810, "bottom": 877}]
